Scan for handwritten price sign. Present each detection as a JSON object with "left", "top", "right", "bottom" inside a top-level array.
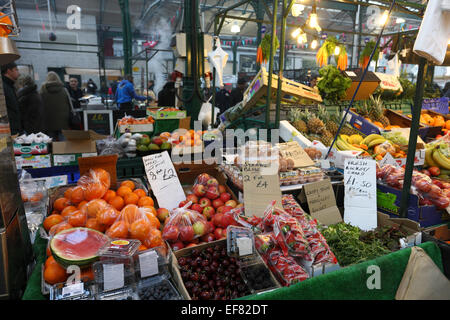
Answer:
[
  {"left": 277, "top": 141, "right": 314, "bottom": 168},
  {"left": 344, "top": 158, "right": 377, "bottom": 230},
  {"left": 142, "top": 151, "right": 186, "bottom": 210},
  {"left": 242, "top": 161, "right": 282, "bottom": 217}
]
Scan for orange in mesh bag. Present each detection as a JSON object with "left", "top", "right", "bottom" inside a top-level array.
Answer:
[
  {"left": 105, "top": 204, "right": 163, "bottom": 249},
  {"left": 77, "top": 168, "right": 111, "bottom": 201},
  {"left": 80, "top": 198, "right": 119, "bottom": 227}
]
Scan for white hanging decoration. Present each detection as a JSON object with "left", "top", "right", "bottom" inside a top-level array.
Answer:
[{"left": 208, "top": 37, "right": 229, "bottom": 88}]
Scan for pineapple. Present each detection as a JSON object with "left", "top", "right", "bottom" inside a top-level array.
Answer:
[
  {"left": 356, "top": 101, "right": 370, "bottom": 119},
  {"left": 304, "top": 108, "right": 326, "bottom": 135},
  {"left": 319, "top": 129, "right": 334, "bottom": 146},
  {"left": 317, "top": 106, "right": 339, "bottom": 136},
  {"left": 368, "top": 95, "right": 390, "bottom": 128},
  {"left": 288, "top": 108, "right": 308, "bottom": 133}
]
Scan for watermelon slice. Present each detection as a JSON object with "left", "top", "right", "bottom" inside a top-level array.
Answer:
[{"left": 50, "top": 227, "right": 110, "bottom": 269}]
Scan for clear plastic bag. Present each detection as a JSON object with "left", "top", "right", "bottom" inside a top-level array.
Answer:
[
  {"left": 162, "top": 202, "right": 208, "bottom": 243},
  {"left": 105, "top": 204, "right": 163, "bottom": 250},
  {"left": 267, "top": 249, "right": 309, "bottom": 286},
  {"left": 77, "top": 168, "right": 111, "bottom": 201}
]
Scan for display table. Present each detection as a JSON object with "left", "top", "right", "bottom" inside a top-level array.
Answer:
[
  {"left": 241, "top": 241, "right": 443, "bottom": 300},
  {"left": 22, "top": 230, "right": 443, "bottom": 300}
]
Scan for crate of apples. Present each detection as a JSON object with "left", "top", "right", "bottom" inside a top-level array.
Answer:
[{"left": 160, "top": 173, "right": 243, "bottom": 251}]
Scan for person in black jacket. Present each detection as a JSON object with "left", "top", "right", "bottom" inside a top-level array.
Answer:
[
  {"left": 66, "top": 77, "right": 83, "bottom": 109},
  {"left": 157, "top": 81, "right": 176, "bottom": 107},
  {"left": 1, "top": 62, "right": 22, "bottom": 135},
  {"left": 87, "top": 78, "right": 98, "bottom": 95},
  {"left": 16, "top": 75, "right": 44, "bottom": 134},
  {"left": 230, "top": 77, "right": 247, "bottom": 107}
]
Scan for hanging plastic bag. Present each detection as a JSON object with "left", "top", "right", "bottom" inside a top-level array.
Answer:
[{"left": 76, "top": 168, "right": 111, "bottom": 201}]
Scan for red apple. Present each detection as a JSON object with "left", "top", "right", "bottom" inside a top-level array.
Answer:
[
  {"left": 432, "top": 179, "right": 444, "bottom": 189},
  {"left": 214, "top": 228, "right": 224, "bottom": 240},
  {"left": 199, "top": 197, "right": 212, "bottom": 208},
  {"left": 193, "top": 184, "right": 206, "bottom": 197},
  {"left": 186, "top": 194, "right": 199, "bottom": 204},
  {"left": 212, "top": 213, "right": 224, "bottom": 227},
  {"left": 156, "top": 208, "right": 170, "bottom": 223},
  {"left": 162, "top": 225, "right": 179, "bottom": 242},
  {"left": 216, "top": 205, "right": 233, "bottom": 215},
  {"left": 225, "top": 200, "right": 237, "bottom": 208},
  {"left": 191, "top": 204, "right": 203, "bottom": 214},
  {"left": 206, "top": 178, "right": 219, "bottom": 188},
  {"left": 171, "top": 241, "right": 184, "bottom": 251},
  {"left": 221, "top": 213, "right": 235, "bottom": 228},
  {"left": 220, "top": 192, "right": 231, "bottom": 203},
  {"left": 179, "top": 225, "right": 195, "bottom": 242},
  {"left": 218, "top": 185, "right": 227, "bottom": 194},
  {"left": 428, "top": 184, "right": 442, "bottom": 199},
  {"left": 422, "top": 169, "right": 431, "bottom": 177},
  {"left": 206, "top": 221, "right": 215, "bottom": 233},
  {"left": 201, "top": 233, "right": 216, "bottom": 243},
  {"left": 212, "top": 199, "right": 224, "bottom": 209},
  {"left": 196, "top": 173, "right": 211, "bottom": 185},
  {"left": 432, "top": 196, "right": 450, "bottom": 210},
  {"left": 202, "top": 206, "right": 215, "bottom": 220},
  {"left": 178, "top": 200, "right": 191, "bottom": 209},
  {"left": 205, "top": 186, "right": 220, "bottom": 200},
  {"left": 444, "top": 189, "right": 450, "bottom": 198},
  {"left": 193, "top": 221, "right": 207, "bottom": 236}
]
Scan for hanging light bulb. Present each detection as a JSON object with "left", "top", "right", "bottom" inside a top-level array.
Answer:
[
  {"left": 291, "top": 2, "right": 305, "bottom": 17},
  {"left": 292, "top": 27, "right": 302, "bottom": 38},
  {"left": 334, "top": 46, "right": 341, "bottom": 55},
  {"left": 311, "top": 39, "right": 318, "bottom": 49},
  {"left": 297, "top": 32, "right": 307, "bottom": 44},
  {"left": 231, "top": 21, "right": 240, "bottom": 33},
  {"left": 378, "top": 10, "right": 390, "bottom": 26},
  {"left": 309, "top": 4, "right": 320, "bottom": 30}
]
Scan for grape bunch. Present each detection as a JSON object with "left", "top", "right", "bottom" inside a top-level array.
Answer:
[{"left": 178, "top": 245, "right": 250, "bottom": 300}]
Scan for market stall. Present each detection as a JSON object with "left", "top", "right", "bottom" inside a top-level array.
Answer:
[{"left": 1, "top": 0, "right": 449, "bottom": 301}]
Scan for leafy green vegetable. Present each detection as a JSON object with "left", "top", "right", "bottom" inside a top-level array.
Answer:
[
  {"left": 319, "top": 222, "right": 391, "bottom": 267},
  {"left": 317, "top": 65, "right": 352, "bottom": 102},
  {"left": 260, "top": 33, "right": 279, "bottom": 62},
  {"left": 382, "top": 131, "right": 408, "bottom": 145}
]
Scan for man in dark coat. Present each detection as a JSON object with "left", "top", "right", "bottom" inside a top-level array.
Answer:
[
  {"left": 66, "top": 77, "right": 83, "bottom": 109},
  {"left": 157, "top": 81, "right": 176, "bottom": 107},
  {"left": 230, "top": 77, "right": 247, "bottom": 107},
  {"left": 87, "top": 78, "right": 98, "bottom": 95},
  {"left": 17, "top": 75, "right": 45, "bottom": 134},
  {"left": 1, "top": 62, "right": 22, "bottom": 135}
]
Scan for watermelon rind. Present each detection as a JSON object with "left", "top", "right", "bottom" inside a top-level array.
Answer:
[{"left": 50, "top": 227, "right": 110, "bottom": 269}]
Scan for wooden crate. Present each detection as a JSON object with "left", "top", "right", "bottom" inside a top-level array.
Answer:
[{"left": 242, "top": 67, "right": 322, "bottom": 111}]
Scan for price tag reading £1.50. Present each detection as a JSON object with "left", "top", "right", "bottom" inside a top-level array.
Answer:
[{"left": 142, "top": 151, "right": 186, "bottom": 211}]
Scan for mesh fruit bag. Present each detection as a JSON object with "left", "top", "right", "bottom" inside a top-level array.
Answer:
[
  {"left": 162, "top": 202, "right": 208, "bottom": 243},
  {"left": 192, "top": 173, "right": 220, "bottom": 200},
  {"left": 76, "top": 168, "right": 111, "bottom": 201},
  {"left": 105, "top": 204, "right": 162, "bottom": 249}
]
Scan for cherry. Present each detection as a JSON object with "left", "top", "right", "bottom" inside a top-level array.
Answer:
[
  {"left": 200, "top": 291, "right": 211, "bottom": 300},
  {"left": 190, "top": 272, "right": 199, "bottom": 282},
  {"left": 191, "top": 249, "right": 200, "bottom": 258},
  {"left": 201, "top": 260, "right": 209, "bottom": 267},
  {"left": 178, "top": 257, "right": 187, "bottom": 266},
  {"left": 200, "top": 274, "right": 208, "bottom": 284}
]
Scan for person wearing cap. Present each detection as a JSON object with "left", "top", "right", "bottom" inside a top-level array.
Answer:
[
  {"left": 230, "top": 77, "right": 247, "bottom": 107},
  {"left": 1, "top": 62, "right": 22, "bottom": 135}
]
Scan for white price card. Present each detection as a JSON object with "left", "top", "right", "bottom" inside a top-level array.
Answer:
[
  {"left": 139, "top": 250, "right": 159, "bottom": 278},
  {"left": 62, "top": 282, "right": 84, "bottom": 298},
  {"left": 344, "top": 158, "right": 377, "bottom": 231},
  {"left": 142, "top": 151, "right": 186, "bottom": 210},
  {"left": 237, "top": 237, "right": 253, "bottom": 256},
  {"left": 103, "top": 264, "right": 124, "bottom": 292}
]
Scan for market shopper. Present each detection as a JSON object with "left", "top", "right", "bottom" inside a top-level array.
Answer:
[
  {"left": 111, "top": 76, "right": 122, "bottom": 96},
  {"left": 1, "top": 62, "right": 23, "bottom": 135},
  {"left": 40, "top": 71, "right": 71, "bottom": 141},
  {"left": 87, "top": 78, "right": 98, "bottom": 95},
  {"left": 115, "top": 75, "right": 147, "bottom": 111},
  {"left": 157, "top": 81, "right": 176, "bottom": 107},
  {"left": 16, "top": 75, "right": 44, "bottom": 134},
  {"left": 66, "top": 77, "right": 83, "bottom": 109},
  {"left": 230, "top": 77, "right": 247, "bottom": 107}
]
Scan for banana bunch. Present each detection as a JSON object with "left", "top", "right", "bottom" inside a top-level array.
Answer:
[
  {"left": 361, "top": 134, "right": 387, "bottom": 149},
  {"left": 316, "top": 45, "right": 329, "bottom": 67},
  {"left": 425, "top": 142, "right": 450, "bottom": 170},
  {"left": 336, "top": 135, "right": 365, "bottom": 152},
  {"left": 347, "top": 134, "right": 363, "bottom": 145}
]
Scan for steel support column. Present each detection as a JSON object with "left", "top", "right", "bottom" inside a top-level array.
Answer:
[{"left": 119, "top": 0, "right": 133, "bottom": 75}]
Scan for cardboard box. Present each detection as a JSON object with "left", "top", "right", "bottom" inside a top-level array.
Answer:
[
  {"left": 377, "top": 183, "right": 443, "bottom": 228},
  {"left": 13, "top": 142, "right": 49, "bottom": 155},
  {"left": 15, "top": 154, "right": 52, "bottom": 169},
  {"left": 343, "top": 70, "right": 380, "bottom": 101},
  {"left": 377, "top": 211, "right": 422, "bottom": 248},
  {"left": 115, "top": 123, "right": 154, "bottom": 136},
  {"left": 52, "top": 130, "right": 105, "bottom": 166},
  {"left": 146, "top": 108, "right": 187, "bottom": 120}
]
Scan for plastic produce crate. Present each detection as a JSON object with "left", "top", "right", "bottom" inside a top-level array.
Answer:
[{"left": 116, "top": 157, "right": 146, "bottom": 179}]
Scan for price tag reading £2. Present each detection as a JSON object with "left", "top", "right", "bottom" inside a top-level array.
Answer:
[
  {"left": 142, "top": 151, "right": 186, "bottom": 210},
  {"left": 344, "top": 158, "right": 377, "bottom": 231}
]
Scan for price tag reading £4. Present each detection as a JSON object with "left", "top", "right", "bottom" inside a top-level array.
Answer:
[
  {"left": 344, "top": 158, "right": 377, "bottom": 231},
  {"left": 242, "top": 161, "right": 282, "bottom": 217},
  {"left": 142, "top": 151, "right": 186, "bottom": 210}
]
